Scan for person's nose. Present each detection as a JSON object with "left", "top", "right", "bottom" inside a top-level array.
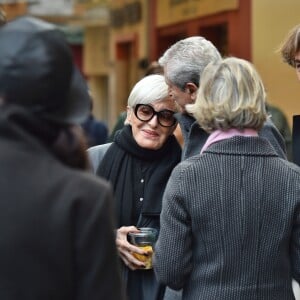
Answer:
[
  {"left": 168, "top": 86, "right": 173, "bottom": 98},
  {"left": 148, "top": 114, "right": 159, "bottom": 127}
]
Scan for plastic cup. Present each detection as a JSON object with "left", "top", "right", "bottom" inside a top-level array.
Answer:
[{"left": 128, "top": 227, "right": 158, "bottom": 269}]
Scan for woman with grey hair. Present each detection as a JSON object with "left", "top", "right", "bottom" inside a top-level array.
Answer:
[
  {"left": 154, "top": 57, "right": 300, "bottom": 299},
  {"left": 88, "top": 74, "right": 181, "bottom": 300}
]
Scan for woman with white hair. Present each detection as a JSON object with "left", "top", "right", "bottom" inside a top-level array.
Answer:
[
  {"left": 154, "top": 57, "right": 300, "bottom": 300},
  {"left": 88, "top": 74, "right": 181, "bottom": 300}
]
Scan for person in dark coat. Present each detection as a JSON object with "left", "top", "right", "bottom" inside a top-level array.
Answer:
[
  {"left": 154, "top": 57, "right": 300, "bottom": 300},
  {"left": 81, "top": 113, "right": 108, "bottom": 146},
  {"left": 0, "top": 16, "right": 125, "bottom": 300},
  {"left": 88, "top": 74, "right": 182, "bottom": 300},
  {"left": 81, "top": 99, "right": 108, "bottom": 147},
  {"left": 266, "top": 103, "right": 292, "bottom": 160}
]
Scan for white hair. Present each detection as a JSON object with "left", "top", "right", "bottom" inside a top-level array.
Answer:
[{"left": 127, "top": 74, "right": 169, "bottom": 108}]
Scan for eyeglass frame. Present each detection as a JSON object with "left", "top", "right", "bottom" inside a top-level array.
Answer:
[{"left": 133, "top": 104, "right": 177, "bottom": 127}]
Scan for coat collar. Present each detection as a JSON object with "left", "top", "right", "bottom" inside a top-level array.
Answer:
[{"left": 203, "top": 135, "right": 279, "bottom": 158}]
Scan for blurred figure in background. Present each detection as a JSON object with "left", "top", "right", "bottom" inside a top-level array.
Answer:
[
  {"left": 0, "top": 16, "right": 125, "bottom": 300},
  {"left": 266, "top": 102, "right": 292, "bottom": 160},
  {"left": 144, "top": 61, "right": 164, "bottom": 76},
  {"left": 279, "top": 24, "right": 300, "bottom": 166},
  {"left": 81, "top": 98, "right": 108, "bottom": 147},
  {"left": 88, "top": 74, "right": 181, "bottom": 300},
  {"left": 279, "top": 23, "right": 300, "bottom": 299},
  {"left": 107, "top": 110, "right": 127, "bottom": 142}
]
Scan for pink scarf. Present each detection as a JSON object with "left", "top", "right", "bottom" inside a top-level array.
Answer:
[{"left": 200, "top": 128, "right": 258, "bottom": 154}]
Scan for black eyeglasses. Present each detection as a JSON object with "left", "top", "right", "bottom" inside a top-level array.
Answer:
[{"left": 134, "top": 104, "right": 177, "bottom": 127}]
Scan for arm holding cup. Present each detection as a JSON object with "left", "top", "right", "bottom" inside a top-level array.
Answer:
[{"left": 116, "top": 226, "right": 152, "bottom": 270}]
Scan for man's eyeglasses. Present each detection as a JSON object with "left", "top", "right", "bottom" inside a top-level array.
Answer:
[{"left": 134, "top": 104, "right": 177, "bottom": 127}]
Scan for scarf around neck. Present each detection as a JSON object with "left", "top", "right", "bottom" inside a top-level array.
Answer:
[{"left": 97, "top": 125, "right": 181, "bottom": 227}]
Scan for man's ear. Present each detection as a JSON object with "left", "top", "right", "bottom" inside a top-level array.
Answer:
[{"left": 185, "top": 83, "right": 198, "bottom": 100}]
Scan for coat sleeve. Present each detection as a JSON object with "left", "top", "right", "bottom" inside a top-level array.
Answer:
[
  {"left": 74, "top": 177, "right": 125, "bottom": 300},
  {"left": 291, "top": 199, "right": 300, "bottom": 283},
  {"left": 87, "top": 143, "right": 112, "bottom": 173},
  {"left": 292, "top": 115, "right": 300, "bottom": 166},
  {"left": 153, "top": 164, "right": 193, "bottom": 290},
  {"left": 259, "top": 117, "right": 287, "bottom": 160}
]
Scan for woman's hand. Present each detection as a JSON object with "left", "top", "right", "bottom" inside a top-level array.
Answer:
[{"left": 116, "top": 226, "right": 150, "bottom": 271}]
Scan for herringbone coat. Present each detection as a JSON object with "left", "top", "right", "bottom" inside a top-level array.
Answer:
[{"left": 154, "top": 136, "right": 300, "bottom": 300}]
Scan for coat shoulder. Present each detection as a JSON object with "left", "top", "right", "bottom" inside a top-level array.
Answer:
[{"left": 87, "top": 143, "right": 112, "bottom": 173}]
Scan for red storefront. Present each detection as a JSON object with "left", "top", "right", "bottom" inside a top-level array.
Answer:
[{"left": 149, "top": 0, "right": 251, "bottom": 61}]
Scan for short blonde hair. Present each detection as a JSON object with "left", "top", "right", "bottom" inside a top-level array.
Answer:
[
  {"left": 186, "top": 57, "right": 267, "bottom": 132},
  {"left": 278, "top": 24, "right": 300, "bottom": 67}
]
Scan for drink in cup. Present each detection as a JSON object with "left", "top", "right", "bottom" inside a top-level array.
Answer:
[{"left": 128, "top": 227, "right": 158, "bottom": 269}]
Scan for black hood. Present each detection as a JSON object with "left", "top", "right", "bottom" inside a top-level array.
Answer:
[{"left": 0, "top": 16, "right": 90, "bottom": 125}]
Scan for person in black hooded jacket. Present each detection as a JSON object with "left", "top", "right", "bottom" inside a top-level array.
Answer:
[{"left": 0, "top": 16, "right": 125, "bottom": 300}]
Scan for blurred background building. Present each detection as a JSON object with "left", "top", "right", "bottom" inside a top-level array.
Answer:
[{"left": 0, "top": 0, "right": 299, "bottom": 136}]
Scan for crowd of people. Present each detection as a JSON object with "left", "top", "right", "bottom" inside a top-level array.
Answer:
[{"left": 1, "top": 10, "right": 300, "bottom": 300}]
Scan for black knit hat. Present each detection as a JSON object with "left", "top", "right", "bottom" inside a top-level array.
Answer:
[{"left": 0, "top": 16, "right": 90, "bottom": 125}]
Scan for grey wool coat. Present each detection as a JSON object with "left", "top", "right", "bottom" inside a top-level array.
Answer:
[{"left": 154, "top": 136, "right": 300, "bottom": 300}]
